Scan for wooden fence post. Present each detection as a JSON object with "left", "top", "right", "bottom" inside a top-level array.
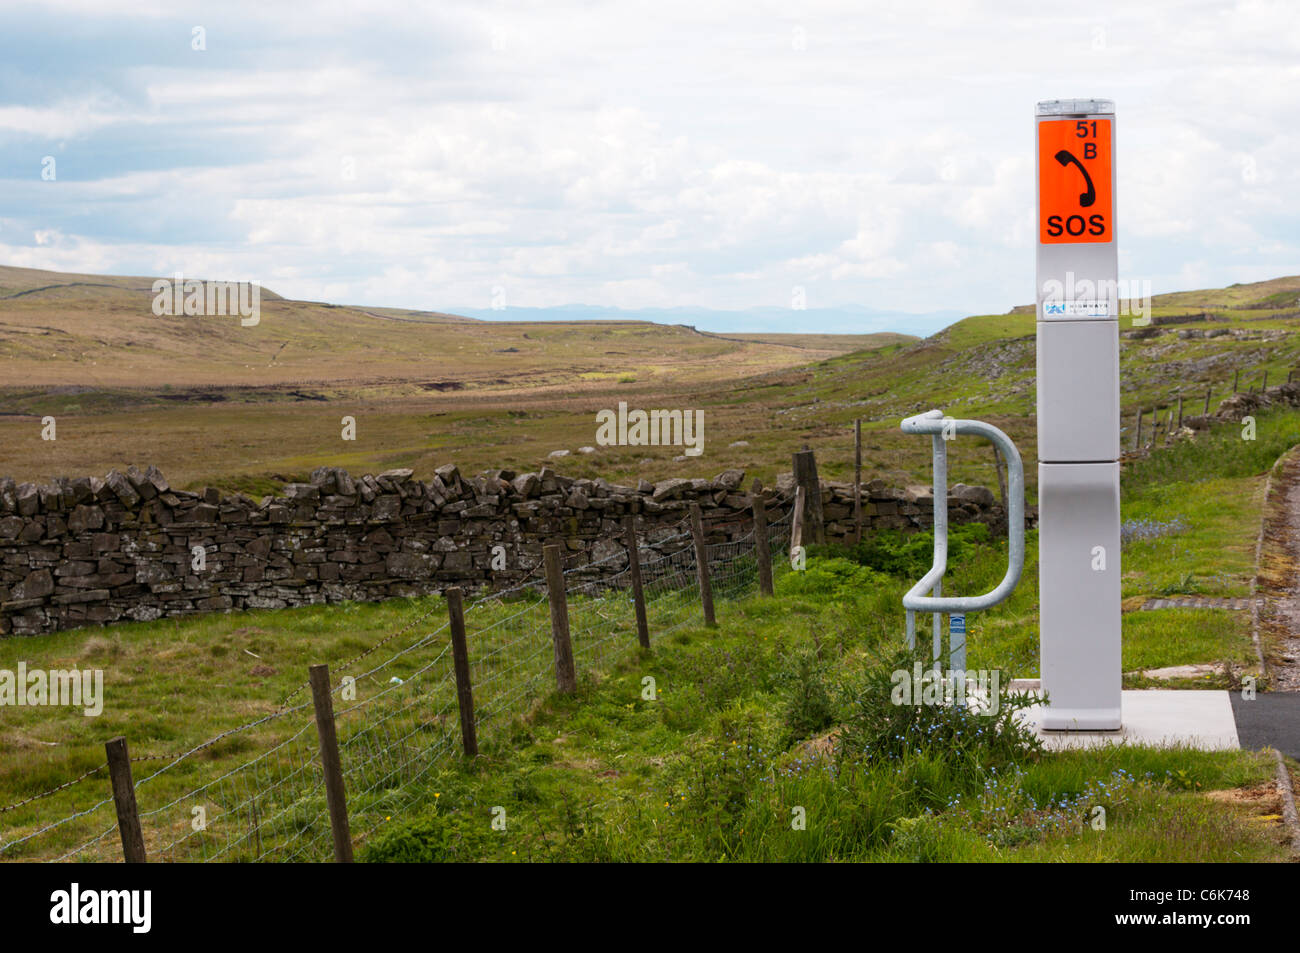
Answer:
[
  {"left": 991, "top": 441, "right": 1008, "bottom": 508},
  {"left": 1203, "top": 387, "right": 1211, "bottom": 415},
  {"left": 1262, "top": 370, "right": 1269, "bottom": 392},
  {"left": 543, "top": 544, "right": 577, "bottom": 692},
  {"left": 308, "top": 664, "right": 354, "bottom": 863},
  {"left": 445, "top": 587, "right": 478, "bottom": 757},
  {"left": 751, "top": 479, "right": 773, "bottom": 597},
  {"left": 791, "top": 485, "right": 806, "bottom": 553},
  {"left": 1177, "top": 394, "right": 1184, "bottom": 429},
  {"left": 689, "top": 503, "right": 716, "bottom": 626},
  {"left": 104, "top": 736, "right": 146, "bottom": 863},
  {"left": 1233, "top": 368, "right": 1240, "bottom": 393},
  {"left": 791, "top": 449, "right": 825, "bottom": 544},
  {"left": 853, "top": 420, "right": 863, "bottom": 544},
  {"left": 1133, "top": 407, "right": 1142, "bottom": 450},
  {"left": 623, "top": 516, "right": 650, "bottom": 648}
]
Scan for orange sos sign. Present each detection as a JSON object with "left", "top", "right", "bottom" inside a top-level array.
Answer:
[{"left": 1038, "top": 118, "right": 1112, "bottom": 244}]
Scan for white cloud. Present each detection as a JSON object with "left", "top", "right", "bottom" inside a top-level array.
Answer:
[{"left": 0, "top": 0, "right": 1297, "bottom": 322}]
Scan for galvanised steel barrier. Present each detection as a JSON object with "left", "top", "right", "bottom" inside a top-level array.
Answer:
[{"left": 900, "top": 409, "right": 1025, "bottom": 672}]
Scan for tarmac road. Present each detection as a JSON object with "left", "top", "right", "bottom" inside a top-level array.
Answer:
[{"left": 1231, "top": 692, "right": 1300, "bottom": 760}]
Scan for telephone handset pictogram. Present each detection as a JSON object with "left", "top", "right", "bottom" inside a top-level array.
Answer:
[{"left": 1053, "top": 149, "right": 1096, "bottom": 208}]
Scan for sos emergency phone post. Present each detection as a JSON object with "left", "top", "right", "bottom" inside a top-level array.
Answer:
[
  {"left": 1035, "top": 98, "right": 1122, "bottom": 731},
  {"left": 901, "top": 99, "right": 1122, "bottom": 733}
]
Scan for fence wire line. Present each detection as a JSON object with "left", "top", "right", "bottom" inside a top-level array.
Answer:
[
  {"left": 2, "top": 499, "right": 792, "bottom": 862},
  {"left": 0, "top": 504, "right": 780, "bottom": 845},
  {"left": 278, "top": 509, "right": 694, "bottom": 707},
  {"left": 0, "top": 517, "right": 699, "bottom": 826}
]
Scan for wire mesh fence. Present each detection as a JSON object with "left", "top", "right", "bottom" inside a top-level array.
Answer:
[{"left": 1, "top": 497, "right": 794, "bottom": 863}]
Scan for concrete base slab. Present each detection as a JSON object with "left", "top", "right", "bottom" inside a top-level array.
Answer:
[{"left": 1009, "top": 687, "right": 1240, "bottom": 751}]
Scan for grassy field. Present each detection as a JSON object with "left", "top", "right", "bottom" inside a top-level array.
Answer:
[
  {"left": 0, "top": 264, "right": 889, "bottom": 392},
  {"left": 355, "top": 627, "right": 1286, "bottom": 863},
  {"left": 2, "top": 268, "right": 1299, "bottom": 863},
  {"left": 2, "top": 405, "right": 1291, "bottom": 862},
  {"left": 0, "top": 528, "right": 1286, "bottom": 862},
  {"left": 2, "top": 268, "right": 1299, "bottom": 495}
]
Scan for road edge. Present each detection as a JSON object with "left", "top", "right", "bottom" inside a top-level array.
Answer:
[
  {"left": 1273, "top": 748, "right": 1300, "bottom": 858},
  {"left": 1251, "top": 443, "right": 1300, "bottom": 684}
]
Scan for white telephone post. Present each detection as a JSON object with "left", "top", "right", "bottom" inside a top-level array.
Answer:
[{"left": 1035, "top": 99, "right": 1122, "bottom": 731}]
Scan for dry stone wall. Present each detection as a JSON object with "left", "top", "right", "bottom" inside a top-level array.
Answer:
[{"left": 0, "top": 463, "right": 1017, "bottom": 637}]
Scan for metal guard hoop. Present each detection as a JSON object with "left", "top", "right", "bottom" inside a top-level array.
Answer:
[{"left": 899, "top": 409, "right": 1025, "bottom": 615}]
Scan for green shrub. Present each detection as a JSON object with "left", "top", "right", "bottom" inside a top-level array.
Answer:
[
  {"left": 809, "top": 523, "right": 993, "bottom": 580},
  {"left": 776, "top": 557, "right": 888, "bottom": 598},
  {"left": 1123, "top": 408, "right": 1300, "bottom": 498},
  {"left": 889, "top": 814, "right": 964, "bottom": 863},
  {"left": 672, "top": 641, "right": 772, "bottom": 713},
  {"left": 774, "top": 648, "right": 838, "bottom": 743},
  {"left": 360, "top": 808, "right": 488, "bottom": 863},
  {"left": 837, "top": 647, "right": 1042, "bottom": 777},
  {"left": 670, "top": 704, "right": 780, "bottom": 857}
]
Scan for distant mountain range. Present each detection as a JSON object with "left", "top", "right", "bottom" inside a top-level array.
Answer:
[{"left": 451, "top": 303, "right": 966, "bottom": 337}]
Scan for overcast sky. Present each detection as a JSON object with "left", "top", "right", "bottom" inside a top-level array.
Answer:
[{"left": 1, "top": 0, "right": 1296, "bottom": 329}]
